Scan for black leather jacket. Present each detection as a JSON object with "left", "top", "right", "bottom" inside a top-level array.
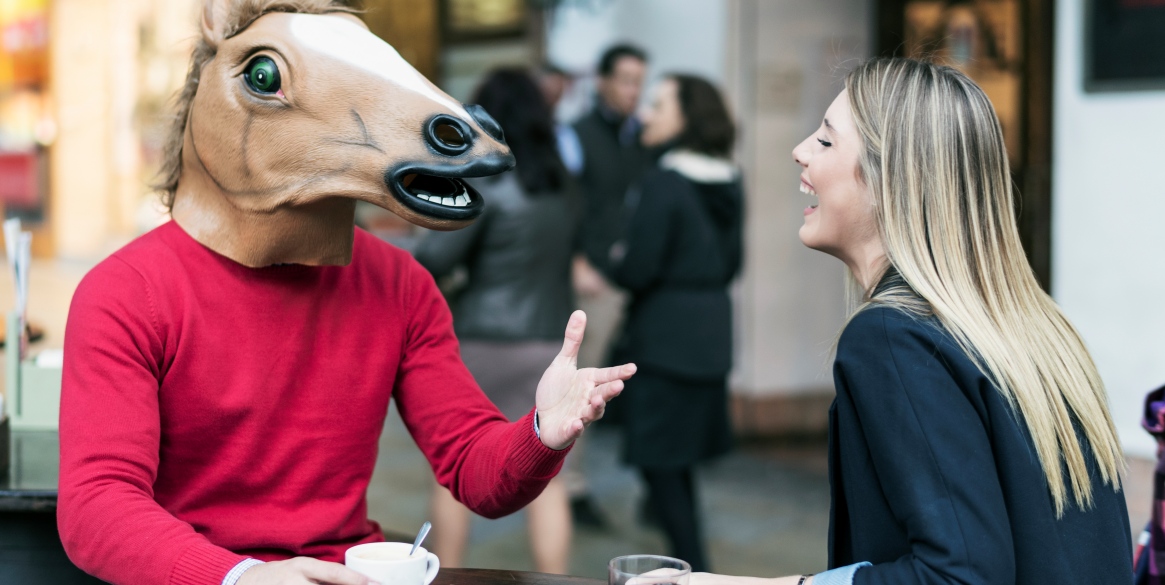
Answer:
[{"left": 414, "top": 173, "right": 580, "bottom": 341}]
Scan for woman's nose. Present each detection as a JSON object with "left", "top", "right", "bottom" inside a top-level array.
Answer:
[{"left": 792, "top": 140, "right": 809, "bottom": 166}]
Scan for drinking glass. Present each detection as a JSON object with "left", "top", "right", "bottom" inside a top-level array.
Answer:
[{"left": 608, "top": 555, "right": 691, "bottom": 585}]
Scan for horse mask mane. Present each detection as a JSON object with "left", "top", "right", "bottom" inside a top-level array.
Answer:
[{"left": 163, "top": 0, "right": 514, "bottom": 267}]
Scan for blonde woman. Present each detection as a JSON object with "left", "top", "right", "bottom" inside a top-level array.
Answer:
[{"left": 695, "top": 58, "right": 1132, "bottom": 584}]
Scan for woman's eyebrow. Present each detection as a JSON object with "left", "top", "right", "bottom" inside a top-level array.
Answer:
[{"left": 823, "top": 118, "right": 836, "bottom": 132}]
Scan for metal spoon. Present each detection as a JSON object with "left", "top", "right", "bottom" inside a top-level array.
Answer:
[{"left": 409, "top": 521, "right": 432, "bottom": 556}]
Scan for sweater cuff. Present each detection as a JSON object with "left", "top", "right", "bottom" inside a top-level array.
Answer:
[
  {"left": 168, "top": 541, "right": 248, "bottom": 585},
  {"left": 223, "top": 558, "right": 264, "bottom": 585},
  {"left": 512, "top": 408, "right": 570, "bottom": 479}
]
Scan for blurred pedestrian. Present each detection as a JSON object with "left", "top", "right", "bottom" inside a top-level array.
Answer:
[
  {"left": 572, "top": 43, "right": 650, "bottom": 354},
  {"left": 570, "top": 43, "right": 651, "bottom": 528},
  {"left": 537, "top": 63, "right": 585, "bottom": 177},
  {"left": 606, "top": 74, "right": 743, "bottom": 572},
  {"left": 414, "top": 68, "right": 579, "bottom": 574}
]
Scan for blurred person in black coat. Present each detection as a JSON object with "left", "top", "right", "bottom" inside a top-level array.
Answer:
[{"left": 603, "top": 74, "right": 743, "bottom": 572}]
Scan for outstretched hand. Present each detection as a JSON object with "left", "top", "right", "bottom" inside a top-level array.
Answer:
[{"left": 535, "top": 310, "right": 636, "bottom": 450}]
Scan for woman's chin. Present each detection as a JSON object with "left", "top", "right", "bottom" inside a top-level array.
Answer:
[
  {"left": 798, "top": 227, "right": 835, "bottom": 257},
  {"left": 798, "top": 224, "right": 817, "bottom": 249}
]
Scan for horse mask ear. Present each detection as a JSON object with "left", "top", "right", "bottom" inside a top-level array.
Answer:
[{"left": 200, "top": 0, "right": 232, "bottom": 46}]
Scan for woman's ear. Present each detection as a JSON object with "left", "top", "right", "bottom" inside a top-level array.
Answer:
[{"left": 200, "top": 0, "right": 232, "bottom": 47}]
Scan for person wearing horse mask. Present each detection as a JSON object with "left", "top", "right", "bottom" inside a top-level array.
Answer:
[{"left": 55, "top": 2, "right": 636, "bottom": 585}]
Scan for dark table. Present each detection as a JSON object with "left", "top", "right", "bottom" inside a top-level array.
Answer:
[
  {"left": 1, "top": 429, "right": 59, "bottom": 511},
  {"left": 1, "top": 429, "right": 103, "bottom": 583},
  {"left": 437, "top": 569, "right": 603, "bottom": 585}
]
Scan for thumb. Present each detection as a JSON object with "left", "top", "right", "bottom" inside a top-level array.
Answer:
[{"left": 557, "top": 310, "right": 587, "bottom": 362}]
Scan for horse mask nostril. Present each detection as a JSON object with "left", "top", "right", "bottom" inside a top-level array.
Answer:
[
  {"left": 434, "top": 123, "right": 467, "bottom": 148},
  {"left": 465, "top": 104, "right": 504, "bottom": 142},
  {"left": 425, "top": 115, "right": 473, "bottom": 156}
]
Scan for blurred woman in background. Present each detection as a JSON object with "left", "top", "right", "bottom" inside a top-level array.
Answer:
[
  {"left": 601, "top": 73, "right": 744, "bottom": 572},
  {"left": 415, "top": 68, "right": 579, "bottom": 574}
]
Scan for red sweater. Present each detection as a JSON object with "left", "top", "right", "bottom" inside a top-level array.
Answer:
[{"left": 58, "top": 221, "right": 566, "bottom": 585}]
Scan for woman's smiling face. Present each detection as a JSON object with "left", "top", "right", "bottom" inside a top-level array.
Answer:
[{"left": 791, "top": 90, "right": 882, "bottom": 268}]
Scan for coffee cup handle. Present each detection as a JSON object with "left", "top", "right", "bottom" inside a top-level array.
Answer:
[{"left": 423, "top": 552, "right": 440, "bottom": 585}]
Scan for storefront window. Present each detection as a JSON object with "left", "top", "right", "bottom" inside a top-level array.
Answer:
[
  {"left": 904, "top": 0, "right": 1023, "bottom": 166},
  {"left": 0, "top": 0, "right": 52, "bottom": 225}
]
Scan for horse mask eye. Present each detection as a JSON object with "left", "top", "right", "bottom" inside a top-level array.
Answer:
[{"left": 244, "top": 56, "right": 281, "bottom": 94}]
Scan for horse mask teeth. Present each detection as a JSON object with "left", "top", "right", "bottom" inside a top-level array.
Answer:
[{"left": 167, "top": 1, "right": 515, "bottom": 268}]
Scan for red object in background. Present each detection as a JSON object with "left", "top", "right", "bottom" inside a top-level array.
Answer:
[{"left": 0, "top": 151, "right": 40, "bottom": 206}]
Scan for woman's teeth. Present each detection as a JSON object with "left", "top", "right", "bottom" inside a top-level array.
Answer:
[{"left": 799, "top": 183, "right": 817, "bottom": 196}]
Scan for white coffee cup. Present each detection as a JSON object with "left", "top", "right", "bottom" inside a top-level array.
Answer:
[{"left": 345, "top": 542, "right": 440, "bottom": 585}]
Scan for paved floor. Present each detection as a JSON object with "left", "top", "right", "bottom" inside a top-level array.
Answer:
[{"left": 367, "top": 408, "right": 832, "bottom": 580}]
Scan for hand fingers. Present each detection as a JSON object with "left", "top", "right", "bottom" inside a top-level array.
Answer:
[
  {"left": 560, "top": 418, "right": 584, "bottom": 444},
  {"left": 570, "top": 380, "right": 621, "bottom": 427},
  {"left": 580, "top": 388, "right": 608, "bottom": 424},
  {"left": 295, "top": 557, "right": 377, "bottom": 585},
  {"left": 593, "top": 380, "right": 625, "bottom": 403},
  {"left": 590, "top": 362, "right": 637, "bottom": 385},
  {"left": 557, "top": 311, "right": 587, "bottom": 362},
  {"left": 589, "top": 401, "right": 606, "bottom": 423}
]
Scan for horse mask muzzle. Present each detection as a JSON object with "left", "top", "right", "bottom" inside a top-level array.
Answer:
[{"left": 388, "top": 108, "right": 513, "bottom": 223}]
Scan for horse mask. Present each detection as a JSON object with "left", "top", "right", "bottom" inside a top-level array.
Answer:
[{"left": 168, "top": 0, "right": 514, "bottom": 267}]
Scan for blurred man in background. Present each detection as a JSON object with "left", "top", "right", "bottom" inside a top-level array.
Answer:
[{"left": 569, "top": 43, "right": 650, "bottom": 528}]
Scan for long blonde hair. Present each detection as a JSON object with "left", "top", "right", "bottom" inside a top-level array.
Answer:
[{"left": 845, "top": 58, "right": 1122, "bottom": 516}]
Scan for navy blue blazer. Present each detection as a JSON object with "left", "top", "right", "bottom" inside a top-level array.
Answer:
[{"left": 829, "top": 305, "right": 1133, "bottom": 584}]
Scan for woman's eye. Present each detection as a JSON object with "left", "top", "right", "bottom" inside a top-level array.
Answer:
[
  {"left": 817, "top": 137, "right": 832, "bottom": 148},
  {"left": 244, "top": 56, "right": 281, "bottom": 94}
]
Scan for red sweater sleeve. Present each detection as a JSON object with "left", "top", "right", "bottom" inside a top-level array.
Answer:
[
  {"left": 392, "top": 260, "right": 568, "bottom": 518},
  {"left": 58, "top": 258, "right": 245, "bottom": 585}
]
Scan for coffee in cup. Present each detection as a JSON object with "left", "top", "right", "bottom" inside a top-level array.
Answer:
[{"left": 345, "top": 542, "right": 440, "bottom": 585}]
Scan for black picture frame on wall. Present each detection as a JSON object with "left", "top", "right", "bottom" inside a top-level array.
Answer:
[{"left": 1085, "top": 0, "right": 1165, "bottom": 92}]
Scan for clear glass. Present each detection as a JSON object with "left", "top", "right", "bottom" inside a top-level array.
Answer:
[{"left": 608, "top": 555, "right": 691, "bottom": 585}]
